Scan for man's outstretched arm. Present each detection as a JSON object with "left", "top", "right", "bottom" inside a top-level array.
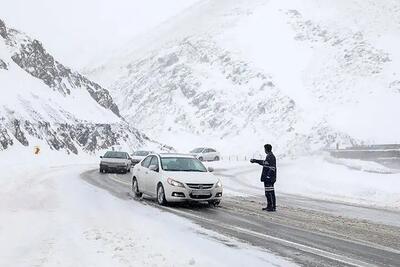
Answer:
[{"left": 250, "top": 159, "right": 269, "bottom": 166}]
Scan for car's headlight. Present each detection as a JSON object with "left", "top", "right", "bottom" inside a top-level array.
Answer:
[
  {"left": 215, "top": 180, "right": 222, "bottom": 188},
  {"left": 167, "top": 178, "right": 184, "bottom": 187}
]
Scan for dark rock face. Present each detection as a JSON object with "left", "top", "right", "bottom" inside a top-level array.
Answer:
[
  {"left": 78, "top": 76, "right": 120, "bottom": 116},
  {"left": 11, "top": 39, "right": 72, "bottom": 95},
  {"left": 0, "top": 19, "right": 7, "bottom": 39},
  {"left": 0, "top": 124, "right": 13, "bottom": 150},
  {"left": 1, "top": 19, "right": 120, "bottom": 117},
  {"left": 0, "top": 18, "right": 161, "bottom": 154},
  {"left": 10, "top": 40, "right": 120, "bottom": 116},
  {"left": 0, "top": 59, "right": 7, "bottom": 70},
  {"left": 11, "top": 119, "right": 29, "bottom": 146},
  {"left": 0, "top": 117, "right": 148, "bottom": 154}
]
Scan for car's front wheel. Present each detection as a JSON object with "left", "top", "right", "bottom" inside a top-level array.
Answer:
[
  {"left": 214, "top": 156, "right": 220, "bottom": 161},
  {"left": 157, "top": 184, "right": 167, "bottom": 206},
  {"left": 132, "top": 178, "right": 142, "bottom": 198}
]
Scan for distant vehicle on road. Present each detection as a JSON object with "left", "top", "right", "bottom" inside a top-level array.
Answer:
[
  {"left": 190, "top": 147, "right": 220, "bottom": 161},
  {"left": 100, "top": 151, "right": 132, "bottom": 174},
  {"left": 130, "top": 150, "right": 153, "bottom": 166},
  {"left": 131, "top": 153, "right": 223, "bottom": 206}
]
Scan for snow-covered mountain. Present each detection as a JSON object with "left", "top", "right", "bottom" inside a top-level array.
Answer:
[
  {"left": 88, "top": 0, "right": 400, "bottom": 156},
  {"left": 0, "top": 18, "right": 161, "bottom": 154}
]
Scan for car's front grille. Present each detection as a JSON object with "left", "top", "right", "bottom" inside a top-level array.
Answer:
[
  {"left": 102, "top": 162, "right": 126, "bottom": 167},
  {"left": 189, "top": 193, "right": 212, "bottom": 199},
  {"left": 186, "top": 183, "right": 214, "bottom": 189}
]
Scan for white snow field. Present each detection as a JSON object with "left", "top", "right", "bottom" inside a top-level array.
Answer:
[
  {"left": 0, "top": 150, "right": 296, "bottom": 267},
  {"left": 206, "top": 156, "right": 400, "bottom": 210},
  {"left": 89, "top": 0, "right": 400, "bottom": 156}
]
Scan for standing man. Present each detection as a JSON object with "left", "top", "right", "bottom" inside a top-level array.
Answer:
[{"left": 250, "top": 144, "right": 277, "bottom": 211}]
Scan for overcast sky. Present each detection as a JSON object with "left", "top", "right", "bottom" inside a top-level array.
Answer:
[{"left": 0, "top": 0, "right": 198, "bottom": 69}]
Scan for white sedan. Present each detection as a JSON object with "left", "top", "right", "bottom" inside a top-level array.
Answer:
[
  {"left": 190, "top": 147, "right": 221, "bottom": 161},
  {"left": 131, "top": 153, "right": 223, "bottom": 205}
]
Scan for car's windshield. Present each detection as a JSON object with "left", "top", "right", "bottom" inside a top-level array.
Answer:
[
  {"left": 190, "top": 148, "right": 204, "bottom": 153},
  {"left": 104, "top": 151, "right": 126, "bottom": 159},
  {"left": 133, "top": 151, "right": 150, "bottom": 156},
  {"left": 161, "top": 157, "right": 207, "bottom": 172}
]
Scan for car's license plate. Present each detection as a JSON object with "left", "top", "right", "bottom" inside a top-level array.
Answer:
[{"left": 191, "top": 190, "right": 211, "bottom": 196}]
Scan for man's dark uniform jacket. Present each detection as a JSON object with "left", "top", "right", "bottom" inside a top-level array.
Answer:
[{"left": 253, "top": 152, "right": 277, "bottom": 183}]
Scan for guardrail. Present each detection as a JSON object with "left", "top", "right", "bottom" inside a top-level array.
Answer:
[
  {"left": 325, "top": 144, "right": 400, "bottom": 169},
  {"left": 326, "top": 145, "right": 400, "bottom": 160},
  {"left": 219, "top": 154, "right": 265, "bottom": 161}
]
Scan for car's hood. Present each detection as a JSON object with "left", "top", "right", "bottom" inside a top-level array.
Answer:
[
  {"left": 101, "top": 158, "right": 127, "bottom": 164},
  {"left": 163, "top": 171, "right": 218, "bottom": 184}
]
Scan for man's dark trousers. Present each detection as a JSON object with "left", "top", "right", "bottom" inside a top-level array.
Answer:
[{"left": 264, "top": 181, "right": 276, "bottom": 210}]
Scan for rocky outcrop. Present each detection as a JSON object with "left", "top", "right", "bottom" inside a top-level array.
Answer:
[
  {"left": 0, "top": 120, "right": 13, "bottom": 150},
  {"left": 1, "top": 19, "right": 120, "bottom": 117},
  {"left": 0, "top": 59, "right": 7, "bottom": 70},
  {"left": 0, "top": 116, "right": 151, "bottom": 154},
  {"left": 0, "top": 19, "right": 7, "bottom": 39},
  {"left": 0, "top": 18, "right": 165, "bottom": 154}
]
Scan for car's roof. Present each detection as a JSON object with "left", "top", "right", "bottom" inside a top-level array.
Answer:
[
  {"left": 105, "top": 151, "right": 126, "bottom": 153},
  {"left": 157, "top": 153, "right": 195, "bottom": 158}
]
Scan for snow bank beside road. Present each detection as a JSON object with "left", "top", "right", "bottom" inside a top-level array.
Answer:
[
  {"left": 208, "top": 156, "right": 400, "bottom": 209},
  {"left": 280, "top": 157, "right": 400, "bottom": 209},
  {"left": 0, "top": 155, "right": 295, "bottom": 267}
]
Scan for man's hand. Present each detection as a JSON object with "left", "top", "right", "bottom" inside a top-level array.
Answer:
[{"left": 250, "top": 159, "right": 255, "bottom": 163}]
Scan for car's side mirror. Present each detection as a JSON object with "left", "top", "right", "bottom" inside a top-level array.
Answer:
[
  {"left": 207, "top": 167, "right": 214, "bottom": 172},
  {"left": 149, "top": 165, "right": 159, "bottom": 172},
  {"left": 100, "top": 156, "right": 103, "bottom": 158}
]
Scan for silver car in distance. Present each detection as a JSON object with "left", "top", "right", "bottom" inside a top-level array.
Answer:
[
  {"left": 131, "top": 153, "right": 223, "bottom": 206},
  {"left": 190, "top": 147, "right": 221, "bottom": 161}
]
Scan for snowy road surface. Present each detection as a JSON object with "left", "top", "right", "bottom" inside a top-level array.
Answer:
[{"left": 81, "top": 167, "right": 400, "bottom": 267}]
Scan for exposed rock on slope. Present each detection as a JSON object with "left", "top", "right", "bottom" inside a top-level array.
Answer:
[
  {"left": 0, "top": 19, "right": 158, "bottom": 154},
  {"left": 2, "top": 20, "right": 120, "bottom": 116}
]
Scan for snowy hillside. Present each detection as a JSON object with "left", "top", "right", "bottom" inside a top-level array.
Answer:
[
  {"left": 0, "top": 19, "right": 158, "bottom": 154},
  {"left": 88, "top": 0, "right": 400, "bottom": 155}
]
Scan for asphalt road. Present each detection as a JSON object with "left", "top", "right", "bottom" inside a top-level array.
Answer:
[{"left": 81, "top": 169, "right": 400, "bottom": 267}]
